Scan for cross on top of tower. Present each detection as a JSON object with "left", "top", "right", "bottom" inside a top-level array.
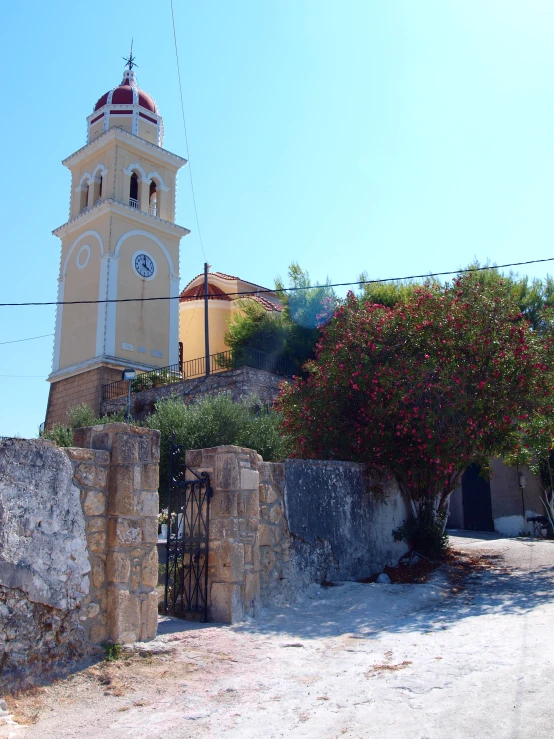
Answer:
[{"left": 122, "top": 40, "right": 138, "bottom": 71}]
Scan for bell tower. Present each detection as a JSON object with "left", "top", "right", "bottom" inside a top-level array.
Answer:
[{"left": 45, "top": 58, "right": 189, "bottom": 427}]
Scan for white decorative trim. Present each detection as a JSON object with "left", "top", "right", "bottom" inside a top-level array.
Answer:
[
  {"left": 76, "top": 244, "right": 90, "bottom": 269},
  {"left": 62, "top": 231, "right": 103, "bottom": 277},
  {"left": 104, "top": 254, "right": 119, "bottom": 357},
  {"left": 146, "top": 171, "right": 170, "bottom": 192},
  {"left": 131, "top": 250, "right": 157, "bottom": 281},
  {"left": 63, "top": 127, "right": 186, "bottom": 169},
  {"left": 74, "top": 171, "right": 92, "bottom": 192},
  {"left": 53, "top": 198, "right": 189, "bottom": 239},
  {"left": 95, "top": 254, "right": 110, "bottom": 358},
  {"left": 52, "top": 277, "right": 65, "bottom": 373},
  {"left": 115, "top": 229, "right": 175, "bottom": 276},
  {"left": 123, "top": 161, "right": 147, "bottom": 180},
  {"left": 169, "top": 274, "right": 180, "bottom": 365},
  {"left": 91, "top": 163, "right": 107, "bottom": 180},
  {"left": 47, "top": 355, "right": 156, "bottom": 383}
]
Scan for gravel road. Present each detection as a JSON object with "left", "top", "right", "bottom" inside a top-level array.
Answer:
[{"left": 4, "top": 533, "right": 554, "bottom": 739}]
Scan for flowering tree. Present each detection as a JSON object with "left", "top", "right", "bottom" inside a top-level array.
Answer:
[{"left": 277, "top": 274, "right": 554, "bottom": 554}]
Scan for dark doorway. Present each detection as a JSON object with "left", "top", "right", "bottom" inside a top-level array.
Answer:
[{"left": 462, "top": 463, "right": 494, "bottom": 532}]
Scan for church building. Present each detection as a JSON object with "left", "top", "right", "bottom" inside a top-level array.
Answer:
[
  {"left": 45, "top": 60, "right": 189, "bottom": 427},
  {"left": 178, "top": 271, "right": 283, "bottom": 365}
]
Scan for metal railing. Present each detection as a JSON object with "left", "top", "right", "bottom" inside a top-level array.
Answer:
[
  {"left": 129, "top": 198, "right": 139, "bottom": 209},
  {"left": 102, "top": 347, "right": 296, "bottom": 401},
  {"left": 149, "top": 205, "right": 158, "bottom": 216}
]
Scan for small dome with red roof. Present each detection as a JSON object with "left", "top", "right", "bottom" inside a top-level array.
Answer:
[
  {"left": 93, "top": 68, "right": 158, "bottom": 114},
  {"left": 87, "top": 64, "right": 163, "bottom": 146}
]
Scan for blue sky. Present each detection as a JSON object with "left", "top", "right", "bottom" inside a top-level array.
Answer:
[{"left": 2, "top": 0, "right": 554, "bottom": 437}]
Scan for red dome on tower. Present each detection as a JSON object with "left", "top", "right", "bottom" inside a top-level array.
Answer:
[{"left": 93, "top": 68, "right": 158, "bottom": 114}]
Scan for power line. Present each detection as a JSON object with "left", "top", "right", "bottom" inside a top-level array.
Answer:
[
  {"left": 170, "top": 0, "right": 207, "bottom": 262},
  {"left": 0, "top": 333, "right": 53, "bottom": 345},
  {"left": 0, "top": 256, "right": 553, "bottom": 308}
]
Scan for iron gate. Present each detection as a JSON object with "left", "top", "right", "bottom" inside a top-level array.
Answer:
[{"left": 164, "top": 435, "right": 212, "bottom": 621}]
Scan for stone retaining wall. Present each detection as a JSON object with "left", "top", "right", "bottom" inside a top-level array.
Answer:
[
  {"left": 183, "top": 446, "right": 409, "bottom": 623},
  {"left": 0, "top": 425, "right": 160, "bottom": 691},
  {"left": 101, "top": 366, "right": 285, "bottom": 420},
  {"left": 0, "top": 439, "right": 92, "bottom": 688}
]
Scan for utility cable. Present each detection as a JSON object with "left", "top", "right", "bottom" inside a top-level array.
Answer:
[
  {"left": 170, "top": 0, "right": 207, "bottom": 262},
  {"left": 0, "top": 256, "right": 553, "bottom": 308},
  {"left": 0, "top": 333, "right": 53, "bottom": 345}
]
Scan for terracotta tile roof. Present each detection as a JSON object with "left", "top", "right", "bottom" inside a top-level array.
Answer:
[
  {"left": 179, "top": 283, "right": 232, "bottom": 302},
  {"left": 181, "top": 271, "right": 273, "bottom": 295},
  {"left": 212, "top": 271, "right": 239, "bottom": 281},
  {"left": 246, "top": 295, "right": 284, "bottom": 312}
]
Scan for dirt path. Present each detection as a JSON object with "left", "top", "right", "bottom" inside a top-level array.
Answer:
[{"left": 4, "top": 534, "right": 554, "bottom": 739}]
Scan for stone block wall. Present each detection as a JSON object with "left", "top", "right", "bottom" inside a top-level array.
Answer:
[
  {"left": 101, "top": 366, "right": 285, "bottom": 420},
  {"left": 185, "top": 446, "right": 263, "bottom": 623},
  {"left": 45, "top": 364, "right": 123, "bottom": 428},
  {"left": 72, "top": 423, "right": 160, "bottom": 644},
  {"left": 257, "top": 462, "right": 293, "bottom": 604},
  {"left": 182, "top": 446, "right": 409, "bottom": 623},
  {"left": 0, "top": 425, "right": 160, "bottom": 690}
]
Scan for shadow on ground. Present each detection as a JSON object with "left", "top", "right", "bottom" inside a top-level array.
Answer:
[{"left": 228, "top": 538, "right": 554, "bottom": 642}]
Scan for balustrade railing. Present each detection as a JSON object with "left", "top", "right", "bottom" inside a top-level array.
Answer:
[
  {"left": 101, "top": 348, "right": 296, "bottom": 401},
  {"left": 129, "top": 198, "right": 139, "bottom": 209}
]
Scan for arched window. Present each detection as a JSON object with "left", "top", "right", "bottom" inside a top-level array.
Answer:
[
  {"left": 149, "top": 181, "right": 157, "bottom": 216},
  {"left": 129, "top": 172, "right": 139, "bottom": 209},
  {"left": 80, "top": 184, "right": 89, "bottom": 213}
]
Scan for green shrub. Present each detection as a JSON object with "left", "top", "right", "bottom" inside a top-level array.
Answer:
[
  {"left": 131, "top": 375, "right": 153, "bottom": 392},
  {"left": 40, "top": 423, "right": 74, "bottom": 448},
  {"left": 103, "top": 642, "right": 123, "bottom": 661},
  {"left": 67, "top": 403, "right": 100, "bottom": 429},
  {"left": 144, "top": 393, "right": 290, "bottom": 505},
  {"left": 393, "top": 504, "right": 449, "bottom": 560},
  {"left": 39, "top": 403, "right": 126, "bottom": 447}
]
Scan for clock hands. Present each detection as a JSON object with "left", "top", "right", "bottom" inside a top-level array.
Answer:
[{"left": 135, "top": 254, "right": 153, "bottom": 277}]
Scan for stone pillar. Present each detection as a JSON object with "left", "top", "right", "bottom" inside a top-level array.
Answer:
[
  {"left": 65, "top": 445, "right": 111, "bottom": 644},
  {"left": 72, "top": 423, "right": 160, "bottom": 643},
  {"left": 186, "top": 445, "right": 261, "bottom": 623}
]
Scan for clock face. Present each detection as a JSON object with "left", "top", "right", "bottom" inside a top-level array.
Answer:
[{"left": 134, "top": 253, "right": 155, "bottom": 278}]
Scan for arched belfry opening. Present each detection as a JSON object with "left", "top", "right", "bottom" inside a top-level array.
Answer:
[
  {"left": 149, "top": 180, "right": 157, "bottom": 216},
  {"left": 129, "top": 172, "right": 139, "bottom": 208}
]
